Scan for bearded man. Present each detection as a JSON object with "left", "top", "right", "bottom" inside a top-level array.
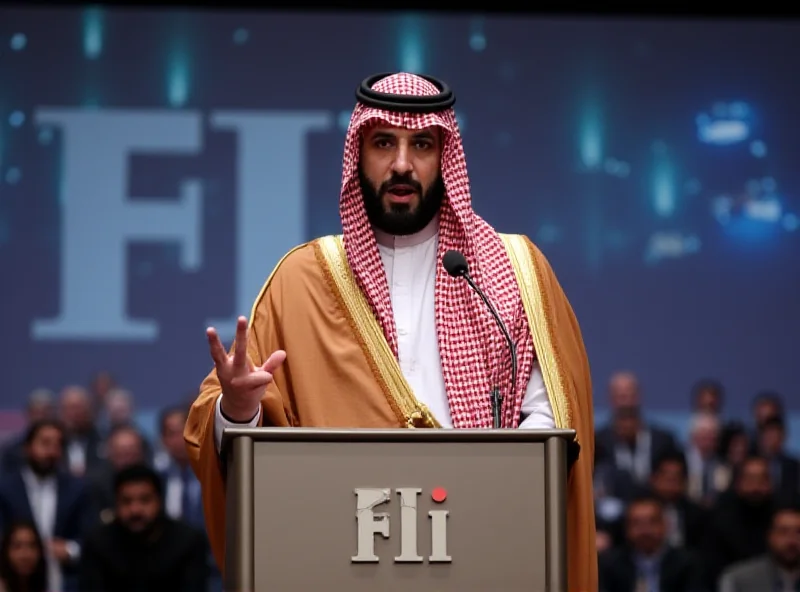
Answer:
[{"left": 185, "top": 72, "right": 596, "bottom": 590}]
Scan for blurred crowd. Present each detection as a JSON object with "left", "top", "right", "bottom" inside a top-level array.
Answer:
[
  {"left": 595, "top": 372, "right": 800, "bottom": 591},
  {"left": 0, "top": 370, "right": 797, "bottom": 591},
  {"left": 0, "top": 373, "right": 214, "bottom": 592}
]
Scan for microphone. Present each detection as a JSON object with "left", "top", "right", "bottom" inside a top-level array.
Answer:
[{"left": 442, "top": 250, "right": 518, "bottom": 429}]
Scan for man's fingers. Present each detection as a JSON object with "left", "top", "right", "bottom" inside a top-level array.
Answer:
[
  {"left": 232, "top": 316, "right": 249, "bottom": 368},
  {"left": 230, "top": 371, "right": 274, "bottom": 392},
  {"left": 262, "top": 350, "right": 287, "bottom": 374},
  {"left": 206, "top": 327, "right": 228, "bottom": 367}
]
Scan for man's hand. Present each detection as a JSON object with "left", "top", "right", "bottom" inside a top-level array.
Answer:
[
  {"left": 48, "top": 538, "right": 72, "bottom": 563},
  {"left": 207, "top": 316, "right": 286, "bottom": 422}
]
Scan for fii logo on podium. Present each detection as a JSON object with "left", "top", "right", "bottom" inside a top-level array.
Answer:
[{"left": 351, "top": 487, "right": 451, "bottom": 564}]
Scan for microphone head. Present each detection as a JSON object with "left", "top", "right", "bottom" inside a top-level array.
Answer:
[{"left": 442, "top": 250, "right": 469, "bottom": 277}]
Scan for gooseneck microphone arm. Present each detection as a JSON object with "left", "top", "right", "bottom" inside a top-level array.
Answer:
[{"left": 442, "top": 250, "right": 518, "bottom": 429}]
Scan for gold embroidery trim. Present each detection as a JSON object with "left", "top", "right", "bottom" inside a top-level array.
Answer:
[
  {"left": 316, "top": 235, "right": 441, "bottom": 429},
  {"left": 499, "top": 233, "right": 575, "bottom": 436}
]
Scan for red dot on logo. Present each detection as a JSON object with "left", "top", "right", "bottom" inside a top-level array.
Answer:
[{"left": 431, "top": 487, "right": 447, "bottom": 503}]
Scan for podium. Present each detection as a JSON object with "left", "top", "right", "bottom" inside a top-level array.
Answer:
[{"left": 221, "top": 427, "right": 575, "bottom": 591}]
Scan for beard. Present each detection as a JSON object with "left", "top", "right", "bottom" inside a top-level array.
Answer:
[
  {"left": 359, "top": 165, "right": 445, "bottom": 236},
  {"left": 28, "top": 457, "right": 58, "bottom": 477}
]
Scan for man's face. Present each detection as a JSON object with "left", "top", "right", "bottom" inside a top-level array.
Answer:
[
  {"left": 754, "top": 400, "right": 780, "bottom": 427},
  {"left": 626, "top": 501, "right": 665, "bottom": 555},
  {"left": 116, "top": 481, "right": 160, "bottom": 534},
  {"left": 162, "top": 411, "right": 188, "bottom": 463},
  {"left": 26, "top": 425, "right": 63, "bottom": 476},
  {"left": 108, "top": 430, "right": 144, "bottom": 470},
  {"left": 59, "top": 388, "right": 93, "bottom": 432},
  {"left": 736, "top": 458, "right": 772, "bottom": 504},
  {"left": 759, "top": 425, "right": 785, "bottom": 457},
  {"left": 769, "top": 510, "right": 800, "bottom": 569},
  {"left": 613, "top": 406, "right": 641, "bottom": 443},
  {"left": 608, "top": 373, "right": 640, "bottom": 409},
  {"left": 359, "top": 125, "right": 445, "bottom": 236},
  {"left": 691, "top": 419, "right": 719, "bottom": 457},
  {"left": 650, "top": 461, "right": 686, "bottom": 503},
  {"left": 695, "top": 389, "right": 720, "bottom": 414}
]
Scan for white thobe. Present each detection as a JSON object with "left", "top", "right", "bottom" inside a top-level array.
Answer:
[{"left": 215, "top": 221, "right": 555, "bottom": 450}]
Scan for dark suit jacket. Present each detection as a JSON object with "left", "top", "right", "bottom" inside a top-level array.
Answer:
[
  {"left": 595, "top": 424, "right": 680, "bottom": 482},
  {"left": 0, "top": 469, "right": 92, "bottom": 591},
  {"left": 599, "top": 546, "right": 706, "bottom": 592},
  {"left": 87, "top": 462, "right": 116, "bottom": 525},
  {"left": 772, "top": 453, "right": 800, "bottom": 502},
  {"left": 78, "top": 516, "right": 209, "bottom": 592},
  {"left": 0, "top": 469, "right": 91, "bottom": 540},
  {"left": 66, "top": 428, "right": 106, "bottom": 476},
  {"left": 718, "top": 555, "right": 783, "bottom": 591}
]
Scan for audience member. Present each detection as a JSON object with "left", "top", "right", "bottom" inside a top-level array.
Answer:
[
  {"left": 78, "top": 464, "right": 208, "bottom": 591},
  {"left": 87, "top": 425, "right": 148, "bottom": 525},
  {"left": 598, "top": 495, "right": 703, "bottom": 591},
  {"left": 0, "top": 420, "right": 91, "bottom": 592},
  {"left": 647, "top": 451, "right": 709, "bottom": 552},
  {"left": 0, "top": 521, "right": 47, "bottom": 592},
  {"left": 751, "top": 391, "right": 785, "bottom": 431},
  {"left": 156, "top": 405, "right": 220, "bottom": 590},
  {"left": 717, "top": 422, "right": 750, "bottom": 470},
  {"left": 596, "top": 376, "right": 680, "bottom": 486},
  {"left": 685, "top": 413, "right": 730, "bottom": 506},
  {"left": 718, "top": 503, "right": 800, "bottom": 591},
  {"left": 756, "top": 416, "right": 800, "bottom": 501},
  {"left": 691, "top": 379, "right": 725, "bottom": 417},
  {"left": 702, "top": 455, "right": 776, "bottom": 588},
  {"left": 58, "top": 388, "right": 104, "bottom": 478}
]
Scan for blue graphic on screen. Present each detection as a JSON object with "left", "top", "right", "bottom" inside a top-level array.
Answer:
[{"left": 0, "top": 8, "right": 798, "bottom": 415}]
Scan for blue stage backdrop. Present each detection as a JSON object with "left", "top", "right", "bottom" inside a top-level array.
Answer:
[{"left": 1, "top": 8, "right": 798, "bottom": 416}]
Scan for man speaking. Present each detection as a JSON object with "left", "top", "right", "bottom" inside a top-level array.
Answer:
[{"left": 184, "top": 72, "right": 597, "bottom": 590}]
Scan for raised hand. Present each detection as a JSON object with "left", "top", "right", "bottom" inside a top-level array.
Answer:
[{"left": 206, "top": 316, "right": 286, "bottom": 422}]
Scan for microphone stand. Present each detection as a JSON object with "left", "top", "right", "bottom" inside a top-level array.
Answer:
[{"left": 460, "top": 274, "right": 518, "bottom": 429}]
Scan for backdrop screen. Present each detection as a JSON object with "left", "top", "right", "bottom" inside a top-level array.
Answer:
[{"left": 1, "top": 8, "right": 798, "bottom": 414}]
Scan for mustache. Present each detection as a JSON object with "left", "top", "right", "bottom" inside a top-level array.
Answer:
[{"left": 379, "top": 174, "right": 422, "bottom": 195}]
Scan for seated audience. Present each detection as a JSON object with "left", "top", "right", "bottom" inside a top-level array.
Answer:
[{"left": 0, "top": 420, "right": 91, "bottom": 592}]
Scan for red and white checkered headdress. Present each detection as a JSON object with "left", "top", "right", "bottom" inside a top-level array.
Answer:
[{"left": 339, "top": 72, "right": 536, "bottom": 428}]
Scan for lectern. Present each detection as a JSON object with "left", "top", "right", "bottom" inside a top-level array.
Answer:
[{"left": 220, "top": 427, "right": 575, "bottom": 592}]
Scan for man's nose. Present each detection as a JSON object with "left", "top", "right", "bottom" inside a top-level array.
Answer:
[{"left": 391, "top": 145, "right": 412, "bottom": 175}]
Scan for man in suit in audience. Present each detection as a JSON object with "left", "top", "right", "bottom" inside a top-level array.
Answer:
[
  {"left": 58, "top": 386, "right": 105, "bottom": 478},
  {"left": 0, "top": 419, "right": 92, "bottom": 592},
  {"left": 598, "top": 495, "right": 703, "bottom": 591},
  {"left": 756, "top": 416, "right": 800, "bottom": 502},
  {"left": 86, "top": 425, "right": 147, "bottom": 524},
  {"left": 158, "top": 405, "right": 220, "bottom": 591},
  {"left": 702, "top": 455, "right": 776, "bottom": 588},
  {"left": 649, "top": 452, "right": 709, "bottom": 551},
  {"left": 595, "top": 372, "right": 680, "bottom": 488},
  {"left": 718, "top": 503, "right": 800, "bottom": 591},
  {"left": 79, "top": 464, "right": 208, "bottom": 591}
]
